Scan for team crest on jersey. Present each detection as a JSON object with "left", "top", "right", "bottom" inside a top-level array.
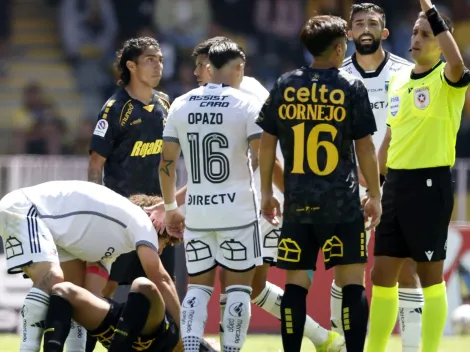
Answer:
[
  {"left": 389, "top": 96, "right": 400, "bottom": 117},
  {"left": 414, "top": 87, "right": 430, "bottom": 110}
]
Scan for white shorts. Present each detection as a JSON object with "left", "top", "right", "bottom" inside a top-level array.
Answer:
[
  {"left": 183, "top": 222, "right": 264, "bottom": 275},
  {"left": 259, "top": 216, "right": 282, "bottom": 263},
  {"left": 0, "top": 190, "right": 110, "bottom": 275}
]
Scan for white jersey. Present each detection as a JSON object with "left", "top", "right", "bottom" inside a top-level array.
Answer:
[
  {"left": 240, "top": 76, "right": 285, "bottom": 205},
  {"left": 342, "top": 52, "right": 413, "bottom": 147},
  {"left": 163, "top": 83, "right": 263, "bottom": 231},
  {"left": 18, "top": 181, "right": 158, "bottom": 263}
]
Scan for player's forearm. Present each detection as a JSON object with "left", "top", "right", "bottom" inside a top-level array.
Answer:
[
  {"left": 378, "top": 129, "right": 391, "bottom": 176},
  {"left": 259, "top": 133, "right": 277, "bottom": 196},
  {"left": 437, "top": 31, "right": 465, "bottom": 77},
  {"left": 159, "top": 157, "right": 177, "bottom": 204},
  {"left": 272, "top": 157, "right": 284, "bottom": 193},
  {"left": 357, "top": 147, "right": 381, "bottom": 198},
  {"left": 87, "top": 168, "right": 103, "bottom": 184},
  {"left": 175, "top": 185, "right": 187, "bottom": 206},
  {"left": 155, "top": 277, "right": 181, "bottom": 328}
]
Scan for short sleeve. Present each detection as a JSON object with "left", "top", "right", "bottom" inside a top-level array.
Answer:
[
  {"left": 256, "top": 84, "right": 280, "bottom": 137},
  {"left": 246, "top": 97, "right": 263, "bottom": 141},
  {"left": 350, "top": 79, "right": 377, "bottom": 140},
  {"left": 443, "top": 66, "right": 470, "bottom": 89},
  {"left": 162, "top": 99, "right": 180, "bottom": 144},
  {"left": 89, "top": 100, "right": 122, "bottom": 158},
  {"left": 128, "top": 205, "right": 159, "bottom": 253}
]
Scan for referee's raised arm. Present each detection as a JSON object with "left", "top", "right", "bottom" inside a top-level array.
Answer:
[{"left": 367, "top": 2, "right": 470, "bottom": 352}]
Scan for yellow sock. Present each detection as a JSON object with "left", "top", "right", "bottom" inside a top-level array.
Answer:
[
  {"left": 366, "top": 284, "right": 398, "bottom": 352},
  {"left": 422, "top": 282, "right": 447, "bottom": 352}
]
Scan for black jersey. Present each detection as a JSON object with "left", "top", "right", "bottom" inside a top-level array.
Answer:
[
  {"left": 90, "top": 88, "right": 171, "bottom": 197},
  {"left": 257, "top": 66, "right": 377, "bottom": 224}
]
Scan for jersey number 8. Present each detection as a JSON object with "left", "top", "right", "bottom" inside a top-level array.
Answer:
[
  {"left": 291, "top": 122, "right": 339, "bottom": 176},
  {"left": 187, "top": 132, "right": 230, "bottom": 184}
]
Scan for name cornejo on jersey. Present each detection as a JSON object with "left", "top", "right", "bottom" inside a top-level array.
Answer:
[{"left": 279, "top": 83, "right": 346, "bottom": 121}]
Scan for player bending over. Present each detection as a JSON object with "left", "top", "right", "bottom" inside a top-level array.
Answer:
[
  {"left": 42, "top": 277, "right": 219, "bottom": 352},
  {"left": 0, "top": 181, "right": 180, "bottom": 352},
  {"left": 191, "top": 36, "right": 345, "bottom": 351}
]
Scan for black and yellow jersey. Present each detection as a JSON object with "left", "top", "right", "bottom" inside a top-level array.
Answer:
[
  {"left": 89, "top": 87, "right": 171, "bottom": 197},
  {"left": 257, "top": 66, "right": 377, "bottom": 224}
]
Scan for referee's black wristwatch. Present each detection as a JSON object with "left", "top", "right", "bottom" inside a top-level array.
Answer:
[{"left": 425, "top": 5, "right": 449, "bottom": 36}]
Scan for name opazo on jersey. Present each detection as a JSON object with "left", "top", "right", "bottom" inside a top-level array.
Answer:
[{"left": 257, "top": 67, "right": 376, "bottom": 224}]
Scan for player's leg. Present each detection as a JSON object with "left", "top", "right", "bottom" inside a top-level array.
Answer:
[
  {"left": 181, "top": 230, "right": 218, "bottom": 351},
  {"left": 276, "top": 222, "right": 318, "bottom": 352},
  {"left": 0, "top": 190, "right": 63, "bottom": 352},
  {"left": 329, "top": 219, "right": 370, "bottom": 352},
  {"left": 253, "top": 220, "right": 340, "bottom": 349},
  {"left": 400, "top": 168, "right": 454, "bottom": 352},
  {"left": 397, "top": 259, "right": 423, "bottom": 352},
  {"left": 217, "top": 223, "right": 262, "bottom": 352},
  {"left": 43, "top": 281, "right": 111, "bottom": 352},
  {"left": 60, "top": 258, "right": 87, "bottom": 352},
  {"left": 367, "top": 181, "right": 410, "bottom": 352}
]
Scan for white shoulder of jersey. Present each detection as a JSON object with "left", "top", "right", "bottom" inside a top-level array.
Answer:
[
  {"left": 388, "top": 53, "right": 414, "bottom": 67},
  {"left": 239, "top": 76, "right": 270, "bottom": 104}
]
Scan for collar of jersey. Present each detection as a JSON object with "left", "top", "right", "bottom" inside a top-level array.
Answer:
[
  {"left": 203, "top": 83, "right": 231, "bottom": 88},
  {"left": 121, "top": 87, "right": 158, "bottom": 106},
  {"left": 410, "top": 60, "right": 443, "bottom": 80},
  {"left": 352, "top": 51, "right": 390, "bottom": 79}
]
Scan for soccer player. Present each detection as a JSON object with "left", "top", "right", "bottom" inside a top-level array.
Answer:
[
  {"left": 257, "top": 15, "right": 382, "bottom": 352},
  {"left": 43, "top": 278, "right": 220, "bottom": 352},
  {"left": 191, "top": 37, "right": 345, "bottom": 351},
  {"left": 366, "top": 1, "right": 470, "bottom": 351},
  {"left": 159, "top": 41, "right": 283, "bottom": 352},
  {"left": 0, "top": 181, "right": 180, "bottom": 352},
  {"left": 88, "top": 37, "right": 179, "bottom": 303},
  {"left": 332, "top": 4, "right": 423, "bottom": 351}
]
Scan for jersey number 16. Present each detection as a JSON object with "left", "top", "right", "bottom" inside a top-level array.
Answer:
[
  {"left": 187, "top": 132, "right": 230, "bottom": 184},
  {"left": 291, "top": 122, "right": 339, "bottom": 176}
]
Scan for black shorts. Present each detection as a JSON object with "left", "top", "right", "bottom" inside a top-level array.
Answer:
[
  {"left": 276, "top": 217, "right": 367, "bottom": 271},
  {"left": 109, "top": 246, "right": 176, "bottom": 285},
  {"left": 374, "top": 167, "right": 454, "bottom": 262},
  {"left": 89, "top": 299, "right": 179, "bottom": 352}
]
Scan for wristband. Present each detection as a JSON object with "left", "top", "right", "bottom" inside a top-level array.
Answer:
[
  {"left": 425, "top": 6, "right": 449, "bottom": 36},
  {"left": 164, "top": 200, "right": 178, "bottom": 211}
]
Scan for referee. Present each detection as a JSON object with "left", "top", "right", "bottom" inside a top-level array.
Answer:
[
  {"left": 366, "top": 1, "right": 470, "bottom": 351},
  {"left": 87, "top": 37, "right": 177, "bottom": 350}
]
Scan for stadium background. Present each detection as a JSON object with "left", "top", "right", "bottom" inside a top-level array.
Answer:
[{"left": 0, "top": 0, "right": 470, "bottom": 341}]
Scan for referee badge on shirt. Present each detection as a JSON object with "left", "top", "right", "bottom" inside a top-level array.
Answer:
[
  {"left": 389, "top": 96, "right": 400, "bottom": 117},
  {"left": 414, "top": 87, "right": 430, "bottom": 110}
]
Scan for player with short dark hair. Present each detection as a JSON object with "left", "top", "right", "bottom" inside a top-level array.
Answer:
[
  {"left": 330, "top": 4, "right": 424, "bottom": 351},
  {"left": 366, "top": 1, "right": 470, "bottom": 351},
  {"left": 189, "top": 36, "right": 345, "bottom": 351},
  {"left": 257, "top": 15, "right": 382, "bottom": 352},
  {"left": 88, "top": 37, "right": 180, "bottom": 314}
]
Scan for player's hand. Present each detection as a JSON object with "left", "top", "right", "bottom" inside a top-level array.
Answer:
[
  {"left": 261, "top": 194, "right": 282, "bottom": 226},
  {"left": 419, "top": 0, "right": 433, "bottom": 12},
  {"left": 146, "top": 203, "right": 166, "bottom": 235},
  {"left": 363, "top": 196, "right": 382, "bottom": 230},
  {"left": 165, "top": 208, "right": 185, "bottom": 238}
]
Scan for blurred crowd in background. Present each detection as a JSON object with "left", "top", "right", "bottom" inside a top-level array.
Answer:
[{"left": 0, "top": 0, "right": 469, "bottom": 157}]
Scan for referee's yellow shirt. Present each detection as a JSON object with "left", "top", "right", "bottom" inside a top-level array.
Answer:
[{"left": 386, "top": 61, "right": 469, "bottom": 170}]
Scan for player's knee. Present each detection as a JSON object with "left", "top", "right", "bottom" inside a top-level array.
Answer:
[
  {"left": 25, "top": 262, "right": 64, "bottom": 293},
  {"left": 131, "top": 277, "right": 158, "bottom": 299},
  {"left": 398, "top": 260, "right": 420, "bottom": 288},
  {"left": 51, "top": 281, "right": 80, "bottom": 301},
  {"left": 334, "top": 263, "right": 365, "bottom": 287}
]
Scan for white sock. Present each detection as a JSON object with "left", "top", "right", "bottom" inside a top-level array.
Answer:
[
  {"left": 251, "top": 281, "right": 282, "bottom": 319},
  {"left": 398, "top": 288, "right": 423, "bottom": 352},
  {"left": 66, "top": 320, "right": 86, "bottom": 351},
  {"left": 220, "top": 293, "right": 227, "bottom": 345},
  {"left": 330, "top": 281, "right": 343, "bottom": 335},
  {"left": 223, "top": 285, "right": 252, "bottom": 352},
  {"left": 20, "top": 287, "right": 50, "bottom": 351},
  {"left": 181, "top": 284, "right": 213, "bottom": 352}
]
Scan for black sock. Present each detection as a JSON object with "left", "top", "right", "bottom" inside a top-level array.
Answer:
[
  {"left": 280, "top": 284, "right": 308, "bottom": 352},
  {"left": 43, "top": 294, "right": 73, "bottom": 352},
  {"left": 86, "top": 331, "right": 98, "bottom": 352},
  {"left": 108, "top": 292, "right": 151, "bottom": 352},
  {"left": 342, "top": 284, "right": 369, "bottom": 352}
]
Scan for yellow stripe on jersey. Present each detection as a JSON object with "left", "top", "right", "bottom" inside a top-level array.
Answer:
[{"left": 386, "top": 61, "right": 465, "bottom": 169}]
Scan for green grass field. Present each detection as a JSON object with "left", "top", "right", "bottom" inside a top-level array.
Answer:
[{"left": 1, "top": 334, "right": 470, "bottom": 351}]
